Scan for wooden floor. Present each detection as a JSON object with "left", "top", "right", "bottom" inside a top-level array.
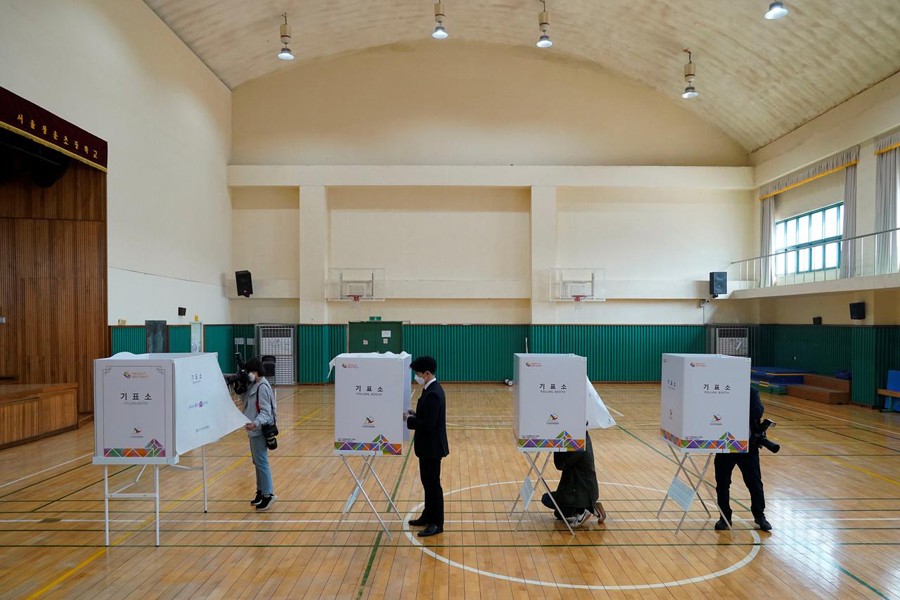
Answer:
[{"left": 0, "top": 383, "right": 898, "bottom": 599}]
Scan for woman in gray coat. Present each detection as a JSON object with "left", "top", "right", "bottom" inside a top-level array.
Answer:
[{"left": 241, "top": 357, "right": 276, "bottom": 511}]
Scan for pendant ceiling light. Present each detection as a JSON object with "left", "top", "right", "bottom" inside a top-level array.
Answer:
[
  {"left": 432, "top": 2, "right": 448, "bottom": 39},
  {"left": 277, "top": 13, "right": 294, "bottom": 61},
  {"left": 764, "top": 2, "right": 789, "bottom": 20},
  {"left": 681, "top": 49, "right": 699, "bottom": 99},
  {"left": 536, "top": 0, "right": 552, "bottom": 48}
]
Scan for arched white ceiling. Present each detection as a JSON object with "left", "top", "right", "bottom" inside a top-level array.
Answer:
[{"left": 145, "top": 0, "right": 900, "bottom": 151}]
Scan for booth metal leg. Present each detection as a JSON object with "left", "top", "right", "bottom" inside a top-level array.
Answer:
[
  {"left": 683, "top": 453, "right": 712, "bottom": 516},
  {"left": 201, "top": 446, "right": 208, "bottom": 513},
  {"left": 509, "top": 451, "right": 546, "bottom": 515},
  {"left": 336, "top": 456, "right": 394, "bottom": 539},
  {"left": 154, "top": 465, "right": 160, "bottom": 547},
  {"left": 658, "top": 449, "right": 733, "bottom": 537},
  {"left": 360, "top": 455, "right": 401, "bottom": 517},
  {"left": 104, "top": 465, "right": 110, "bottom": 547},
  {"left": 513, "top": 452, "right": 575, "bottom": 536}
]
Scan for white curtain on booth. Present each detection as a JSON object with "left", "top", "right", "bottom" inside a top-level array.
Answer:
[{"left": 875, "top": 130, "right": 900, "bottom": 275}]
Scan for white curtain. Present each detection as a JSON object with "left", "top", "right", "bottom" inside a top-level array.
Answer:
[
  {"left": 840, "top": 164, "right": 857, "bottom": 278},
  {"left": 760, "top": 196, "right": 775, "bottom": 286},
  {"left": 874, "top": 133, "right": 899, "bottom": 274},
  {"left": 759, "top": 146, "right": 859, "bottom": 200}
]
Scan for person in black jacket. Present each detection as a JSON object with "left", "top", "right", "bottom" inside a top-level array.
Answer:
[
  {"left": 713, "top": 387, "right": 772, "bottom": 531},
  {"left": 541, "top": 430, "right": 602, "bottom": 527},
  {"left": 404, "top": 356, "right": 449, "bottom": 537}
]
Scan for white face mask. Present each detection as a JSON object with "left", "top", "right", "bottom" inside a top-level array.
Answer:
[
  {"left": 248, "top": 372, "right": 257, "bottom": 383},
  {"left": 414, "top": 374, "right": 425, "bottom": 386}
]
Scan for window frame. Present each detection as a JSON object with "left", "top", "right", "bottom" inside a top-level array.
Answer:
[{"left": 773, "top": 202, "right": 843, "bottom": 276}]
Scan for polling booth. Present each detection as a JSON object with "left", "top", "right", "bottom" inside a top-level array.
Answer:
[
  {"left": 510, "top": 353, "right": 587, "bottom": 535},
  {"left": 93, "top": 352, "right": 248, "bottom": 545},
  {"left": 330, "top": 352, "right": 411, "bottom": 538},
  {"left": 656, "top": 353, "right": 751, "bottom": 533}
]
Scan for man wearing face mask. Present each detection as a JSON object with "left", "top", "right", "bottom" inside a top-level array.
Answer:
[
  {"left": 404, "top": 356, "right": 449, "bottom": 537},
  {"left": 241, "top": 357, "right": 276, "bottom": 511}
]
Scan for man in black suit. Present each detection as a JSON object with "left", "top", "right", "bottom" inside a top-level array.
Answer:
[{"left": 404, "top": 355, "right": 449, "bottom": 537}]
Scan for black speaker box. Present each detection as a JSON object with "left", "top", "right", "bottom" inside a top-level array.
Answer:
[
  {"left": 235, "top": 270, "right": 253, "bottom": 297},
  {"left": 177, "top": 306, "right": 187, "bottom": 316},
  {"left": 849, "top": 302, "right": 866, "bottom": 320},
  {"left": 812, "top": 316, "right": 822, "bottom": 325},
  {"left": 709, "top": 271, "right": 727, "bottom": 296}
]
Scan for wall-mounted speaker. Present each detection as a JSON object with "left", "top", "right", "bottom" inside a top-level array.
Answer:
[
  {"left": 849, "top": 302, "right": 866, "bottom": 320},
  {"left": 812, "top": 316, "right": 823, "bottom": 325},
  {"left": 177, "top": 306, "right": 187, "bottom": 316},
  {"left": 235, "top": 270, "right": 253, "bottom": 298},
  {"left": 709, "top": 271, "right": 727, "bottom": 297}
]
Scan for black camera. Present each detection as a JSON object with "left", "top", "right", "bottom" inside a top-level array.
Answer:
[
  {"left": 752, "top": 418, "right": 780, "bottom": 453},
  {"left": 262, "top": 422, "right": 279, "bottom": 450},
  {"left": 223, "top": 353, "right": 251, "bottom": 395}
]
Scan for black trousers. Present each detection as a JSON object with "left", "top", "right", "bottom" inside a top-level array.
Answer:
[
  {"left": 714, "top": 450, "right": 765, "bottom": 522},
  {"left": 418, "top": 457, "right": 444, "bottom": 527},
  {"left": 540, "top": 492, "right": 583, "bottom": 519}
]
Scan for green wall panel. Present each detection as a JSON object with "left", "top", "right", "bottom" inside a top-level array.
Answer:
[
  {"left": 850, "top": 327, "right": 876, "bottom": 407},
  {"left": 110, "top": 326, "right": 146, "bottom": 354},
  {"left": 204, "top": 325, "right": 235, "bottom": 373},
  {"left": 168, "top": 326, "right": 190, "bottom": 353},
  {"left": 297, "top": 325, "right": 347, "bottom": 383},
  {"left": 110, "top": 325, "right": 191, "bottom": 355},
  {"left": 770, "top": 325, "right": 852, "bottom": 375},
  {"left": 110, "top": 323, "right": 900, "bottom": 395},
  {"left": 529, "top": 325, "right": 706, "bottom": 381},
  {"left": 402, "top": 325, "right": 528, "bottom": 382},
  {"left": 232, "top": 325, "right": 257, "bottom": 366},
  {"left": 749, "top": 325, "right": 774, "bottom": 367}
]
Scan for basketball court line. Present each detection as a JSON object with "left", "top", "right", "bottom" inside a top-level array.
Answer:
[
  {"left": 0, "top": 454, "right": 92, "bottom": 491},
  {"left": 401, "top": 481, "right": 762, "bottom": 591}
]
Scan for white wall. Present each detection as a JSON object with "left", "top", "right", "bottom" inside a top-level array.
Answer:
[
  {"left": 0, "top": 0, "right": 232, "bottom": 325},
  {"left": 233, "top": 41, "right": 748, "bottom": 168},
  {"left": 558, "top": 187, "right": 755, "bottom": 280},
  {"left": 758, "top": 291, "right": 876, "bottom": 326},
  {"left": 328, "top": 186, "right": 530, "bottom": 290}
]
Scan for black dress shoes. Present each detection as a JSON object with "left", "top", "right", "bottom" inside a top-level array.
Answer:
[
  {"left": 408, "top": 517, "right": 428, "bottom": 527},
  {"left": 417, "top": 524, "right": 443, "bottom": 537}
]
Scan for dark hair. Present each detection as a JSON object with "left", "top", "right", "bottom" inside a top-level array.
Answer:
[
  {"left": 410, "top": 355, "right": 437, "bottom": 374},
  {"left": 244, "top": 357, "right": 263, "bottom": 375}
]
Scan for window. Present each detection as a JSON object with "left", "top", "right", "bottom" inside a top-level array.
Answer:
[{"left": 774, "top": 203, "right": 843, "bottom": 276}]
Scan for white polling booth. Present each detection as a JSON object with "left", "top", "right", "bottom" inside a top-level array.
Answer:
[
  {"left": 93, "top": 352, "right": 249, "bottom": 545},
  {"left": 514, "top": 353, "right": 587, "bottom": 452},
  {"left": 330, "top": 352, "right": 411, "bottom": 537},
  {"left": 657, "top": 353, "right": 751, "bottom": 533},
  {"left": 511, "top": 353, "right": 587, "bottom": 535}
]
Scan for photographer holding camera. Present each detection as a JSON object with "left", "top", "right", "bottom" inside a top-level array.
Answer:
[
  {"left": 240, "top": 357, "right": 277, "bottom": 511},
  {"left": 713, "top": 387, "right": 773, "bottom": 532}
]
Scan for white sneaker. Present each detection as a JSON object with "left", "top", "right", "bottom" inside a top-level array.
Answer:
[{"left": 567, "top": 509, "right": 591, "bottom": 528}]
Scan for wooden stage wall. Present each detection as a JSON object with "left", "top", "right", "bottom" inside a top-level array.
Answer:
[{"left": 0, "top": 161, "right": 108, "bottom": 414}]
